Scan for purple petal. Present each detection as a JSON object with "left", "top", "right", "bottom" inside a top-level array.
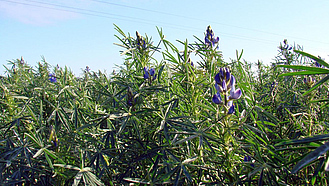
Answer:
[
  {"left": 144, "top": 73, "right": 149, "bottom": 79},
  {"left": 214, "top": 37, "right": 219, "bottom": 43},
  {"left": 214, "top": 73, "right": 221, "bottom": 85},
  {"left": 150, "top": 68, "right": 155, "bottom": 76},
  {"left": 222, "top": 80, "right": 227, "bottom": 92},
  {"left": 244, "top": 155, "right": 251, "bottom": 162},
  {"left": 219, "top": 68, "right": 224, "bottom": 78},
  {"left": 144, "top": 67, "right": 148, "bottom": 73},
  {"left": 205, "top": 37, "right": 211, "bottom": 45},
  {"left": 215, "top": 83, "right": 223, "bottom": 93},
  {"left": 228, "top": 103, "right": 235, "bottom": 114},
  {"left": 227, "top": 75, "right": 235, "bottom": 90},
  {"left": 212, "top": 93, "right": 223, "bottom": 104},
  {"left": 225, "top": 71, "right": 231, "bottom": 83},
  {"left": 230, "top": 89, "right": 242, "bottom": 100},
  {"left": 143, "top": 67, "right": 149, "bottom": 79}
]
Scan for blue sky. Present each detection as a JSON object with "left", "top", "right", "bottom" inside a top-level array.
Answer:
[{"left": 1, "top": 0, "right": 329, "bottom": 75}]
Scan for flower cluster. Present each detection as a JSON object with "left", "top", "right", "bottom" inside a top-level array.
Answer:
[
  {"left": 49, "top": 126, "right": 59, "bottom": 148},
  {"left": 244, "top": 155, "right": 254, "bottom": 167},
  {"left": 144, "top": 67, "right": 156, "bottom": 81},
  {"left": 315, "top": 56, "right": 325, "bottom": 68},
  {"left": 315, "top": 61, "right": 322, "bottom": 68},
  {"left": 212, "top": 68, "right": 242, "bottom": 114},
  {"left": 304, "top": 75, "right": 316, "bottom": 87},
  {"left": 85, "top": 66, "right": 90, "bottom": 73},
  {"left": 20, "top": 56, "right": 25, "bottom": 64},
  {"left": 281, "top": 39, "right": 293, "bottom": 50},
  {"left": 136, "top": 31, "right": 146, "bottom": 50},
  {"left": 205, "top": 25, "right": 219, "bottom": 49},
  {"left": 49, "top": 73, "right": 57, "bottom": 83},
  {"left": 279, "top": 39, "right": 294, "bottom": 63}
]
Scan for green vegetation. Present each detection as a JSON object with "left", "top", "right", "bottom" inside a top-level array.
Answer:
[{"left": 1, "top": 25, "right": 329, "bottom": 185}]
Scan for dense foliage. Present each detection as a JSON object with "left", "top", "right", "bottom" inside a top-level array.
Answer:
[{"left": 1, "top": 25, "right": 329, "bottom": 185}]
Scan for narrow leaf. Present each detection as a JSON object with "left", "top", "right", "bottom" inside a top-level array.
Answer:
[{"left": 291, "top": 141, "right": 329, "bottom": 174}]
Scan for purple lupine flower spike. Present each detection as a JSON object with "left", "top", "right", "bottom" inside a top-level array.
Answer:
[
  {"left": 49, "top": 73, "right": 57, "bottom": 83},
  {"left": 143, "top": 67, "right": 156, "bottom": 82},
  {"left": 212, "top": 67, "right": 242, "bottom": 114},
  {"left": 205, "top": 25, "right": 219, "bottom": 48}
]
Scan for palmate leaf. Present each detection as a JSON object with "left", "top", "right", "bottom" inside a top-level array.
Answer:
[{"left": 291, "top": 141, "right": 329, "bottom": 174}]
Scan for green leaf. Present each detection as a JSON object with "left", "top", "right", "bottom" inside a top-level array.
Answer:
[
  {"left": 291, "top": 141, "right": 329, "bottom": 174},
  {"left": 173, "top": 135, "right": 198, "bottom": 145},
  {"left": 33, "top": 147, "right": 45, "bottom": 158},
  {"left": 158, "top": 64, "right": 165, "bottom": 83},
  {"left": 182, "top": 165, "right": 192, "bottom": 183},
  {"left": 294, "top": 50, "right": 329, "bottom": 68},
  {"left": 84, "top": 171, "right": 105, "bottom": 186},
  {"left": 277, "top": 65, "right": 329, "bottom": 73},
  {"left": 44, "top": 148, "right": 65, "bottom": 164},
  {"left": 25, "top": 133, "right": 42, "bottom": 147},
  {"left": 279, "top": 70, "right": 329, "bottom": 76},
  {"left": 311, "top": 157, "right": 324, "bottom": 185},
  {"left": 275, "top": 133, "right": 329, "bottom": 146}
]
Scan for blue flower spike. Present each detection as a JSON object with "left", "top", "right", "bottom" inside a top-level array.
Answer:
[
  {"left": 144, "top": 67, "right": 157, "bottom": 84},
  {"left": 212, "top": 67, "right": 242, "bottom": 115},
  {"left": 136, "top": 31, "right": 146, "bottom": 50},
  {"left": 49, "top": 73, "right": 57, "bottom": 83},
  {"left": 205, "top": 25, "right": 219, "bottom": 49},
  {"left": 304, "top": 75, "right": 316, "bottom": 87},
  {"left": 85, "top": 66, "right": 90, "bottom": 72}
]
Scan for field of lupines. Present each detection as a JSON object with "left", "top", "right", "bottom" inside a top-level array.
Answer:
[{"left": 1, "top": 25, "right": 329, "bottom": 185}]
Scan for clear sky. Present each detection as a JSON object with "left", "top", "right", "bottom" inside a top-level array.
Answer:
[{"left": 1, "top": 0, "right": 329, "bottom": 76}]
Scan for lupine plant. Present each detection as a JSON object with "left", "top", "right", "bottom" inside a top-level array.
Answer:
[{"left": 1, "top": 25, "right": 329, "bottom": 186}]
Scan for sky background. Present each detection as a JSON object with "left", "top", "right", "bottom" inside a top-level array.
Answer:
[{"left": 1, "top": 0, "right": 329, "bottom": 76}]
